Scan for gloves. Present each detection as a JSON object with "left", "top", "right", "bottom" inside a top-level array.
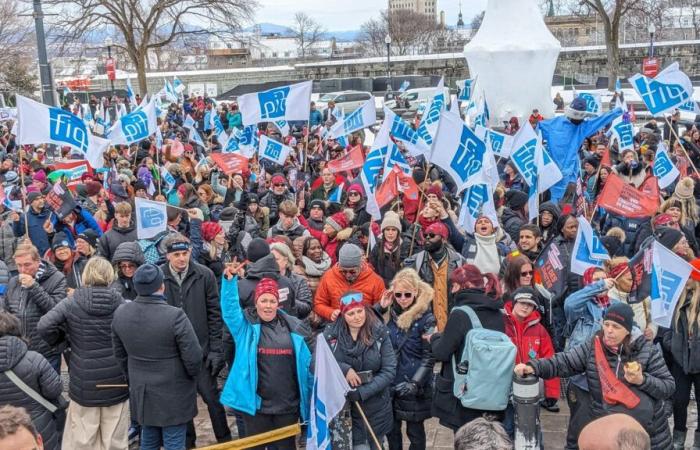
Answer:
[
  {"left": 394, "top": 381, "right": 418, "bottom": 398},
  {"left": 346, "top": 389, "right": 362, "bottom": 403},
  {"left": 205, "top": 352, "right": 225, "bottom": 377},
  {"left": 541, "top": 398, "right": 560, "bottom": 413}
]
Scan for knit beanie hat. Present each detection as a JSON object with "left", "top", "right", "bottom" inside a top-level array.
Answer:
[
  {"left": 426, "top": 184, "right": 444, "bottom": 199},
  {"left": 347, "top": 183, "right": 363, "bottom": 195},
  {"left": 51, "top": 232, "right": 72, "bottom": 251},
  {"left": 425, "top": 222, "right": 449, "bottom": 240},
  {"left": 76, "top": 229, "right": 99, "bottom": 248},
  {"left": 247, "top": 238, "right": 270, "bottom": 262},
  {"left": 604, "top": 302, "right": 635, "bottom": 332},
  {"left": 326, "top": 209, "right": 355, "bottom": 232},
  {"left": 133, "top": 264, "right": 164, "bottom": 296},
  {"left": 255, "top": 278, "right": 279, "bottom": 302},
  {"left": 512, "top": 286, "right": 540, "bottom": 308},
  {"left": 201, "top": 221, "right": 223, "bottom": 242},
  {"left": 505, "top": 190, "right": 528, "bottom": 210},
  {"left": 565, "top": 96, "right": 593, "bottom": 121},
  {"left": 675, "top": 177, "right": 695, "bottom": 200},
  {"left": 655, "top": 226, "right": 684, "bottom": 250},
  {"left": 85, "top": 181, "right": 102, "bottom": 197},
  {"left": 381, "top": 211, "right": 402, "bottom": 232},
  {"left": 338, "top": 243, "right": 363, "bottom": 268},
  {"left": 309, "top": 199, "right": 326, "bottom": 213}
]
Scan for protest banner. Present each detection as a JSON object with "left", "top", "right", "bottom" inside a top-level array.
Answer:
[
  {"left": 327, "top": 146, "right": 365, "bottom": 173},
  {"left": 598, "top": 173, "right": 659, "bottom": 218},
  {"left": 48, "top": 160, "right": 93, "bottom": 191},
  {"left": 210, "top": 153, "right": 249, "bottom": 175},
  {"left": 45, "top": 182, "right": 77, "bottom": 219}
]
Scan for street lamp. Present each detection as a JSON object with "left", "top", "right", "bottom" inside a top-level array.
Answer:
[
  {"left": 648, "top": 22, "right": 656, "bottom": 58},
  {"left": 104, "top": 37, "right": 115, "bottom": 98},
  {"left": 385, "top": 34, "right": 392, "bottom": 91}
]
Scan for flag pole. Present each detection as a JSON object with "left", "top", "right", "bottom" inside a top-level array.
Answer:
[
  {"left": 353, "top": 401, "right": 382, "bottom": 450},
  {"left": 304, "top": 120, "right": 310, "bottom": 173},
  {"left": 409, "top": 162, "right": 430, "bottom": 257},
  {"left": 155, "top": 138, "right": 162, "bottom": 196},
  {"left": 663, "top": 116, "right": 699, "bottom": 175},
  {"left": 18, "top": 150, "right": 29, "bottom": 237}
]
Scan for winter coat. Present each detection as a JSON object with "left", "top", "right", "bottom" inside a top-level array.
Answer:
[
  {"left": 529, "top": 332, "right": 675, "bottom": 450},
  {"left": 551, "top": 236, "right": 581, "bottom": 306},
  {"left": 161, "top": 260, "right": 223, "bottom": 356},
  {"left": 538, "top": 201, "right": 561, "bottom": 244},
  {"left": 0, "top": 215, "right": 19, "bottom": 272},
  {"left": 259, "top": 190, "right": 295, "bottom": 226},
  {"left": 0, "top": 336, "right": 63, "bottom": 450},
  {"left": 403, "top": 247, "right": 465, "bottom": 293},
  {"left": 110, "top": 241, "right": 145, "bottom": 301},
  {"left": 285, "top": 269, "right": 312, "bottom": 319},
  {"left": 501, "top": 207, "right": 526, "bottom": 243},
  {"left": 324, "top": 320, "right": 397, "bottom": 444},
  {"left": 237, "top": 254, "right": 298, "bottom": 313},
  {"left": 37, "top": 286, "right": 128, "bottom": 406},
  {"left": 503, "top": 302, "right": 559, "bottom": 399},
  {"left": 386, "top": 290, "right": 436, "bottom": 422},
  {"left": 660, "top": 287, "right": 700, "bottom": 374},
  {"left": 313, "top": 262, "right": 385, "bottom": 321},
  {"left": 97, "top": 223, "right": 137, "bottom": 261},
  {"left": 13, "top": 206, "right": 52, "bottom": 256},
  {"left": 267, "top": 218, "right": 311, "bottom": 241},
  {"left": 459, "top": 232, "right": 511, "bottom": 266},
  {"left": 50, "top": 206, "right": 104, "bottom": 247},
  {"left": 613, "top": 162, "right": 648, "bottom": 188},
  {"left": 429, "top": 289, "right": 505, "bottom": 430},
  {"left": 369, "top": 238, "right": 412, "bottom": 287},
  {"left": 2, "top": 262, "right": 67, "bottom": 359},
  {"left": 320, "top": 226, "right": 354, "bottom": 265},
  {"left": 111, "top": 294, "right": 202, "bottom": 427},
  {"left": 220, "top": 276, "right": 312, "bottom": 418}
]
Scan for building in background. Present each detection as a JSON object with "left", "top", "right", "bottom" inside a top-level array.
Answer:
[{"left": 388, "top": 0, "right": 438, "bottom": 20}]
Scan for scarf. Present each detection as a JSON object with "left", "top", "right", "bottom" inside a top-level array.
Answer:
[
  {"left": 302, "top": 253, "right": 331, "bottom": 277},
  {"left": 473, "top": 233, "right": 501, "bottom": 275},
  {"left": 583, "top": 267, "right": 610, "bottom": 308},
  {"left": 594, "top": 336, "right": 640, "bottom": 409}
]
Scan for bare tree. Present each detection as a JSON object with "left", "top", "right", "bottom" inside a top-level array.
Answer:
[
  {"left": 292, "top": 12, "right": 325, "bottom": 60},
  {"left": 0, "top": 0, "right": 37, "bottom": 96},
  {"left": 357, "top": 9, "right": 444, "bottom": 56},
  {"left": 44, "top": 0, "right": 257, "bottom": 94}
]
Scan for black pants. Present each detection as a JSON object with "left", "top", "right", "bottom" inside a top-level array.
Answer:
[
  {"left": 240, "top": 412, "right": 298, "bottom": 450},
  {"left": 185, "top": 367, "right": 232, "bottom": 448},
  {"left": 670, "top": 361, "right": 700, "bottom": 432},
  {"left": 566, "top": 383, "right": 593, "bottom": 450},
  {"left": 387, "top": 419, "right": 426, "bottom": 450}
]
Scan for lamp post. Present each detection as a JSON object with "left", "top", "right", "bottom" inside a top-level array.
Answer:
[
  {"left": 648, "top": 22, "right": 656, "bottom": 58},
  {"left": 385, "top": 34, "right": 392, "bottom": 91},
  {"left": 105, "top": 37, "right": 115, "bottom": 97},
  {"left": 32, "top": 0, "right": 54, "bottom": 105}
]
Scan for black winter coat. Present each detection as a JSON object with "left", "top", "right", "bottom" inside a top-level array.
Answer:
[
  {"left": 0, "top": 336, "right": 63, "bottom": 450},
  {"left": 2, "top": 262, "right": 66, "bottom": 359},
  {"left": 530, "top": 332, "right": 675, "bottom": 450},
  {"left": 660, "top": 289, "right": 700, "bottom": 374},
  {"left": 111, "top": 294, "right": 203, "bottom": 427},
  {"left": 97, "top": 223, "right": 138, "bottom": 261},
  {"left": 324, "top": 321, "right": 397, "bottom": 444},
  {"left": 501, "top": 207, "right": 526, "bottom": 243},
  {"left": 369, "top": 238, "right": 412, "bottom": 288},
  {"left": 161, "top": 260, "right": 223, "bottom": 356},
  {"left": 37, "top": 286, "right": 128, "bottom": 406},
  {"left": 429, "top": 289, "right": 505, "bottom": 430}
]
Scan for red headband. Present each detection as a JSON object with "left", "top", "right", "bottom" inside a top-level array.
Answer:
[
  {"left": 255, "top": 278, "right": 279, "bottom": 302},
  {"left": 339, "top": 292, "right": 364, "bottom": 315}
]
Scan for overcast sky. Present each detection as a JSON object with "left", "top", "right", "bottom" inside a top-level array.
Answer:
[{"left": 254, "top": 0, "right": 487, "bottom": 30}]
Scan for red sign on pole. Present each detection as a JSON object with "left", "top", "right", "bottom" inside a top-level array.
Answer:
[
  {"left": 642, "top": 57, "right": 660, "bottom": 78},
  {"left": 105, "top": 57, "right": 116, "bottom": 81}
]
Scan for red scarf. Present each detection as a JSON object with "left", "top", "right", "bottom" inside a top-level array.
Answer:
[{"left": 593, "top": 336, "right": 640, "bottom": 409}]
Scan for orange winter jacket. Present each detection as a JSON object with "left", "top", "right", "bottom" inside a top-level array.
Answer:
[{"left": 313, "top": 262, "right": 385, "bottom": 321}]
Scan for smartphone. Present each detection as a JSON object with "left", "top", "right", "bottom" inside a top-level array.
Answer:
[{"left": 357, "top": 370, "right": 373, "bottom": 385}]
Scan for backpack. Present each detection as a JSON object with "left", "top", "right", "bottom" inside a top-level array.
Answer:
[
  {"left": 138, "top": 234, "right": 167, "bottom": 265},
  {"left": 452, "top": 305, "right": 516, "bottom": 411}
]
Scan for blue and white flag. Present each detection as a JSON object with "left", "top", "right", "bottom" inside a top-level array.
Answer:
[
  {"left": 2, "top": 186, "right": 21, "bottom": 212},
  {"left": 430, "top": 110, "right": 488, "bottom": 191},
  {"left": 398, "top": 80, "right": 410, "bottom": 92},
  {"left": 360, "top": 119, "right": 390, "bottom": 220},
  {"left": 16, "top": 95, "right": 109, "bottom": 169},
  {"left": 108, "top": 98, "right": 158, "bottom": 145},
  {"left": 183, "top": 114, "right": 196, "bottom": 130},
  {"left": 575, "top": 91, "right": 602, "bottom": 116},
  {"left": 679, "top": 99, "right": 700, "bottom": 114},
  {"left": 135, "top": 198, "right": 168, "bottom": 239},
  {"left": 160, "top": 166, "right": 176, "bottom": 193},
  {"left": 258, "top": 134, "right": 292, "bottom": 166},
  {"left": 328, "top": 183, "right": 344, "bottom": 203},
  {"left": 163, "top": 80, "right": 178, "bottom": 103},
  {"left": 155, "top": 127, "right": 163, "bottom": 150},
  {"left": 235, "top": 125, "right": 259, "bottom": 158},
  {"left": 307, "top": 335, "right": 351, "bottom": 450},
  {"left": 173, "top": 77, "right": 185, "bottom": 94},
  {"left": 475, "top": 125, "right": 514, "bottom": 159},
  {"left": 457, "top": 183, "right": 498, "bottom": 234},
  {"left": 239, "top": 80, "right": 313, "bottom": 126},
  {"left": 415, "top": 78, "right": 446, "bottom": 152},
  {"left": 653, "top": 142, "right": 680, "bottom": 189},
  {"left": 571, "top": 216, "right": 610, "bottom": 275},
  {"left": 470, "top": 94, "right": 489, "bottom": 129},
  {"left": 273, "top": 120, "right": 290, "bottom": 137},
  {"left": 382, "top": 144, "right": 410, "bottom": 181},
  {"left": 203, "top": 110, "right": 212, "bottom": 132},
  {"left": 384, "top": 107, "right": 426, "bottom": 157},
  {"left": 615, "top": 78, "right": 622, "bottom": 93},
  {"left": 651, "top": 240, "right": 693, "bottom": 328},
  {"left": 630, "top": 62, "right": 694, "bottom": 115},
  {"left": 457, "top": 78, "right": 476, "bottom": 102},
  {"left": 189, "top": 127, "right": 206, "bottom": 149},
  {"left": 126, "top": 78, "right": 137, "bottom": 105},
  {"left": 329, "top": 97, "right": 376, "bottom": 138},
  {"left": 510, "top": 122, "right": 562, "bottom": 195},
  {"left": 610, "top": 116, "right": 635, "bottom": 151}
]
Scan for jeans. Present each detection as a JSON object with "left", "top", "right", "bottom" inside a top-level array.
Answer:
[
  {"left": 185, "top": 365, "right": 232, "bottom": 447},
  {"left": 141, "top": 424, "right": 187, "bottom": 450},
  {"left": 566, "top": 383, "right": 593, "bottom": 450},
  {"left": 670, "top": 361, "right": 700, "bottom": 432},
  {"left": 46, "top": 353, "right": 61, "bottom": 375},
  {"left": 387, "top": 419, "right": 425, "bottom": 450}
]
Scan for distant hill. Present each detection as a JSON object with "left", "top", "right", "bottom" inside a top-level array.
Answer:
[{"left": 244, "top": 23, "right": 360, "bottom": 42}]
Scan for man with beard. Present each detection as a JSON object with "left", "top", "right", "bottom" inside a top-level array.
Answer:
[
  {"left": 299, "top": 199, "right": 326, "bottom": 241},
  {"left": 516, "top": 224, "right": 543, "bottom": 262},
  {"left": 403, "top": 222, "right": 465, "bottom": 331}
]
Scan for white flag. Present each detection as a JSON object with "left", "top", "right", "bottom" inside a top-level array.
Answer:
[
  {"left": 329, "top": 97, "right": 376, "bottom": 138},
  {"left": 160, "top": 166, "right": 176, "bottom": 193},
  {"left": 414, "top": 77, "right": 446, "bottom": 150},
  {"left": 239, "top": 80, "right": 312, "bottom": 126},
  {"left": 571, "top": 216, "right": 610, "bottom": 276},
  {"left": 651, "top": 240, "right": 693, "bottom": 328},
  {"left": 258, "top": 134, "right": 292, "bottom": 166},
  {"left": 307, "top": 335, "right": 351, "bottom": 450},
  {"left": 475, "top": 125, "right": 514, "bottom": 159},
  {"left": 135, "top": 197, "right": 168, "bottom": 239},
  {"left": 630, "top": 62, "right": 695, "bottom": 115},
  {"left": 610, "top": 116, "right": 635, "bottom": 152},
  {"left": 458, "top": 184, "right": 498, "bottom": 234},
  {"left": 653, "top": 142, "right": 680, "bottom": 190},
  {"left": 108, "top": 97, "right": 158, "bottom": 145}
]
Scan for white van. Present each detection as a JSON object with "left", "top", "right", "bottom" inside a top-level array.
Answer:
[
  {"left": 384, "top": 87, "right": 451, "bottom": 111},
  {"left": 315, "top": 91, "right": 373, "bottom": 114}
]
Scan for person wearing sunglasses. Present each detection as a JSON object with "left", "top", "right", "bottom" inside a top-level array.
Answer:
[
  {"left": 323, "top": 291, "right": 397, "bottom": 450},
  {"left": 501, "top": 254, "right": 537, "bottom": 302},
  {"left": 343, "top": 184, "right": 372, "bottom": 227},
  {"left": 111, "top": 241, "right": 146, "bottom": 301},
  {"left": 259, "top": 173, "right": 295, "bottom": 227},
  {"left": 378, "top": 268, "right": 436, "bottom": 450}
]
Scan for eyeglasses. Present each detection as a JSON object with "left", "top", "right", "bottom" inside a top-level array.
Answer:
[
  {"left": 348, "top": 192, "right": 361, "bottom": 197},
  {"left": 273, "top": 183, "right": 285, "bottom": 187},
  {"left": 339, "top": 268, "right": 359, "bottom": 276},
  {"left": 119, "top": 263, "right": 137, "bottom": 270},
  {"left": 520, "top": 270, "right": 534, "bottom": 277},
  {"left": 425, "top": 233, "right": 440, "bottom": 239},
  {"left": 394, "top": 292, "right": 413, "bottom": 299}
]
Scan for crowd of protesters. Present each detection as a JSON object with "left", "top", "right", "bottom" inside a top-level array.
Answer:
[{"left": 1, "top": 87, "right": 700, "bottom": 450}]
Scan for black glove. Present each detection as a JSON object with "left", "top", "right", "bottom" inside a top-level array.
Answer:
[
  {"left": 346, "top": 389, "right": 362, "bottom": 403},
  {"left": 205, "top": 352, "right": 225, "bottom": 377},
  {"left": 394, "top": 381, "right": 418, "bottom": 398},
  {"left": 541, "top": 398, "right": 560, "bottom": 413}
]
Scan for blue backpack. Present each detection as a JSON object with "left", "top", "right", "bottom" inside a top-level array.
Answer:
[{"left": 452, "top": 305, "right": 516, "bottom": 411}]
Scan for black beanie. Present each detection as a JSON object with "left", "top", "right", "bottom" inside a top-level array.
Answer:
[
  {"left": 604, "top": 302, "right": 635, "bottom": 332},
  {"left": 51, "top": 232, "right": 73, "bottom": 251},
  {"left": 655, "top": 226, "right": 683, "bottom": 250},
  {"left": 505, "top": 190, "right": 528, "bottom": 210},
  {"left": 247, "top": 238, "right": 270, "bottom": 262},
  {"left": 76, "top": 229, "right": 99, "bottom": 248},
  {"left": 133, "top": 264, "right": 164, "bottom": 296},
  {"left": 601, "top": 236, "right": 622, "bottom": 257}
]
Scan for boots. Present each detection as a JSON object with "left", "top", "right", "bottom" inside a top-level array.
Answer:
[{"left": 674, "top": 430, "right": 687, "bottom": 449}]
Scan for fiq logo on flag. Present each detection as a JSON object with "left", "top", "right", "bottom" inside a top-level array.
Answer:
[
  {"left": 49, "top": 108, "right": 89, "bottom": 153},
  {"left": 122, "top": 110, "right": 150, "bottom": 142},
  {"left": 135, "top": 198, "right": 168, "bottom": 239},
  {"left": 630, "top": 62, "right": 694, "bottom": 115},
  {"left": 258, "top": 86, "right": 290, "bottom": 120}
]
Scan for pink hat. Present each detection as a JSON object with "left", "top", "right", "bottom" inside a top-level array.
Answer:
[{"left": 33, "top": 170, "right": 47, "bottom": 183}]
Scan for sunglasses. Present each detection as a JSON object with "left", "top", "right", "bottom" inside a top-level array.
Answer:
[
  {"left": 119, "top": 263, "right": 137, "bottom": 270},
  {"left": 425, "top": 233, "right": 440, "bottom": 239},
  {"left": 339, "top": 268, "right": 359, "bottom": 276},
  {"left": 273, "top": 183, "right": 285, "bottom": 187},
  {"left": 521, "top": 270, "right": 534, "bottom": 277},
  {"left": 394, "top": 292, "right": 413, "bottom": 299},
  {"left": 341, "top": 292, "right": 363, "bottom": 305},
  {"left": 348, "top": 192, "right": 361, "bottom": 196}
]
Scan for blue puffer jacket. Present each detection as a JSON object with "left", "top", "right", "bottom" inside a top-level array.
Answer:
[
  {"left": 13, "top": 207, "right": 52, "bottom": 256},
  {"left": 51, "top": 207, "right": 103, "bottom": 248},
  {"left": 219, "top": 276, "right": 312, "bottom": 419}
]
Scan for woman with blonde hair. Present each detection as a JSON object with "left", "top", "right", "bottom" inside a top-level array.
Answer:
[
  {"left": 604, "top": 256, "right": 656, "bottom": 341},
  {"left": 37, "top": 256, "right": 128, "bottom": 450},
  {"left": 659, "top": 197, "right": 700, "bottom": 254},
  {"left": 380, "top": 268, "right": 436, "bottom": 450},
  {"left": 670, "top": 177, "right": 699, "bottom": 229}
]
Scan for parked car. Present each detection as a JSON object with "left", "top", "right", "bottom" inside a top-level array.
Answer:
[
  {"left": 384, "top": 87, "right": 451, "bottom": 111},
  {"left": 315, "top": 91, "right": 373, "bottom": 114}
]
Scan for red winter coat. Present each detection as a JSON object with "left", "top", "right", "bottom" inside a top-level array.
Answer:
[{"left": 503, "top": 302, "right": 560, "bottom": 400}]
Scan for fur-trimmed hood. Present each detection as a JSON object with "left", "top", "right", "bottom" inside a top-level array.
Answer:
[{"left": 395, "top": 287, "right": 433, "bottom": 331}]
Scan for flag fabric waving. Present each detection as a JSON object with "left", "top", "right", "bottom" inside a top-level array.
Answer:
[
  {"left": 598, "top": 173, "right": 660, "bottom": 218},
  {"left": 209, "top": 153, "right": 249, "bottom": 175},
  {"left": 571, "top": 216, "right": 610, "bottom": 275},
  {"left": 329, "top": 97, "right": 376, "bottom": 138},
  {"left": 135, "top": 198, "right": 168, "bottom": 239},
  {"left": 108, "top": 97, "right": 158, "bottom": 145},
  {"left": 650, "top": 240, "right": 693, "bottom": 328},
  {"left": 457, "top": 78, "right": 476, "bottom": 102},
  {"left": 653, "top": 143, "right": 680, "bottom": 190},
  {"left": 415, "top": 78, "right": 447, "bottom": 150},
  {"left": 475, "top": 125, "right": 514, "bottom": 159},
  {"left": 610, "top": 116, "right": 635, "bottom": 152},
  {"left": 258, "top": 134, "right": 292, "bottom": 166},
  {"left": 239, "top": 81, "right": 313, "bottom": 126},
  {"left": 458, "top": 184, "right": 498, "bottom": 234},
  {"left": 326, "top": 146, "right": 365, "bottom": 173},
  {"left": 382, "top": 144, "right": 411, "bottom": 180},
  {"left": 630, "top": 62, "right": 695, "bottom": 115}
]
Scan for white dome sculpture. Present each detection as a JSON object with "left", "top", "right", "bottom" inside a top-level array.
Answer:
[{"left": 464, "top": 0, "right": 561, "bottom": 126}]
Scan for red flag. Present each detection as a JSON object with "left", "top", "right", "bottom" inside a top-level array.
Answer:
[
  {"left": 395, "top": 165, "right": 420, "bottom": 201},
  {"left": 600, "top": 147, "right": 611, "bottom": 167},
  {"left": 375, "top": 170, "right": 399, "bottom": 208},
  {"left": 326, "top": 146, "right": 365, "bottom": 173},
  {"left": 209, "top": 153, "right": 249, "bottom": 175},
  {"left": 598, "top": 173, "right": 659, "bottom": 218}
]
